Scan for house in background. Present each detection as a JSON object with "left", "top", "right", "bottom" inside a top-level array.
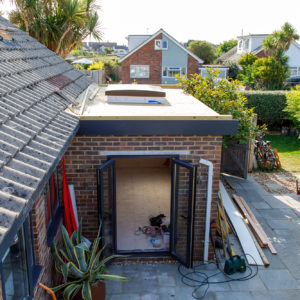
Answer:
[
  {"left": 199, "top": 65, "right": 229, "bottom": 79},
  {"left": 82, "top": 42, "right": 128, "bottom": 57},
  {"left": 218, "top": 34, "right": 300, "bottom": 79},
  {"left": 119, "top": 29, "right": 204, "bottom": 84}
]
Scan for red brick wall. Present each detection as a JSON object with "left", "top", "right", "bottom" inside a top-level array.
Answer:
[
  {"left": 121, "top": 34, "right": 162, "bottom": 84},
  {"left": 64, "top": 135, "right": 222, "bottom": 261},
  {"left": 32, "top": 188, "right": 63, "bottom": 299},
  {"left": 188, "top": 54, "right": 200, "bottom": 77}
]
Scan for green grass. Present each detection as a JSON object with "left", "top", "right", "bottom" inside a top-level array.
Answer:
[{"left": 265, "top": 134, "right": 300, "bottom": 172}]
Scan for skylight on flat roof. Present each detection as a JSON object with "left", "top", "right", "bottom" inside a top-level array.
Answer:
[
  {"left": 105, "top": 84, "right": 166, "bottom": 104},
  {"left": 105, "top": 84, "right": 166, "bottom": 97}
]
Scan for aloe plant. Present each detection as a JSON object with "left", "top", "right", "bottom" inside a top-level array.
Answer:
[{"left": 50, "top": 222, "right": 128, "bottom": 300}]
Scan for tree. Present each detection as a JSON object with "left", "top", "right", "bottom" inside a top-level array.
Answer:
[
  {"left": 238, "top": 53, "right": 258, "bottom": 69},
  {"left": 6, "top": 0, "right": 102, "bottom": 58},
  {"left": 187, "top": 40, "right": 215, "bottom": 64},
  {"left": 216, "top": 39, "right": 237, "bottom": 57},
  {"left": 254, "top": 56, "right": 288, "bottom": 90},
  {"left": 262, "top": 22, "right": 299, "bottom": 56},
  {"left": 238, "top": 54, "right": 288, "bottom": 90},
  {"left": 104, "top": 47, "right": 113, "bottom": 55},
  {"left": 178, "top": 69, "right": 265, "bottom": 144}
]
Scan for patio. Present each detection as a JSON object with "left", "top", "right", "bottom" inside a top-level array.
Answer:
[{"left": 106, "top": 175, "right": 300, "bottom": 300}]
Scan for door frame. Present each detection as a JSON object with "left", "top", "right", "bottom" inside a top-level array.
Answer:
[
  {"left": 98, "top": 155, "right": 196, "bottom": 262},
  {"left": 97, "top": 159, "right": 117, "bottom": 255},
  {"left": 170, "top": 159, "right": 196, "bottom": 268}
]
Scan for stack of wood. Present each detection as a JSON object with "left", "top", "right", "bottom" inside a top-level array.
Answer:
[
  {"left": 219, "top": 180, "right": 277, "bottom": 267},
  {"left": 232, "top": 194, "right": 277, "bottom": 255}
]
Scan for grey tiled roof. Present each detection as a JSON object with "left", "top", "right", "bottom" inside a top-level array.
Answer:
[
  {"left": 0, "top": 16, "right": 91, "bottom": 249},
  {"left": 217, "top": 46, "right": 239, "bottom": 63}
]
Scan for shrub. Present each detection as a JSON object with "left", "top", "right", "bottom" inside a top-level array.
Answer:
[
  {"left": 178, "top": 68, "right": 266, "bottom": 144},
  {"left": 73, "top": 64, "right": 84, "bottom": 70},
  {"left": 87, "top": 61, "right": 104, "bottom": 70},
  {"left": 284, "top": 86, "right": 300, "bottom": 131},
  {"left": 253, "top": 56, "right": 288, "bottom": 90},
  {"left": 244, "top": 91, "right": 288, "bottom": 128}
]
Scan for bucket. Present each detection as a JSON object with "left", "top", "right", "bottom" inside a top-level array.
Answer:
[
  {"left": 163, "top": 232, "right": 170, "bottom": 245},
  {"left": 150, "top": 237, "right": 162, "bottom": 248}
]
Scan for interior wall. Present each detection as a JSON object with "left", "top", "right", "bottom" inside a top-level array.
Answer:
[{"left": 116, "top": 158, "right": 171, "bottom": 251}]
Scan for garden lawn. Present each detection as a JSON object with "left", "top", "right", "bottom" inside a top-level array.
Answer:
[{"left": 265, "top": 134, "right": 300, "bottom": 172}]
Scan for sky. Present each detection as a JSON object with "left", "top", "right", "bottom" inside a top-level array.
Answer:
[{"left": 1, "top": 0, "right": 300, "bottom": 46}]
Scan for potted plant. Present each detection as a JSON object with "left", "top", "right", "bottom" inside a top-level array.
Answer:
[{"left": 50, "top": 222, "right": 128, "bottom": 300}]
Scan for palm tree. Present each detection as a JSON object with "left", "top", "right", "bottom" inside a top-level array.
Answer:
[
  {"left": 5, "top": 0, "right": 102, "bottom": 58},
  {"left": 262, "top": 22, "right": 299, "bottom": 57},
  {"left": 278, "top": 22, "right": 299, "bottom": 51}
]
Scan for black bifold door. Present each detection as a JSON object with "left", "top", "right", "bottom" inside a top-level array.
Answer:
[
  {"left": 170, "top": 159, "right": 196, "bottom": 268},
  {"left": 97, "top": 158, "right": 196, "bottom": 268}
]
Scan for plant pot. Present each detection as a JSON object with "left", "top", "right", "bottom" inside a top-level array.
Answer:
[{"left": 73, "top": 281, "right": 106, "bottom": 300}]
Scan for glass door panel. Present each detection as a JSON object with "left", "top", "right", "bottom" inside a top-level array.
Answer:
[{"left": 170, "top": 159, "right": 196, "bottom": 268}]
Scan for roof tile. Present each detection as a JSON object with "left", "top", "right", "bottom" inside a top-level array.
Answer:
[{"left": 0, "top": 15, "right": 91, "bottom": 249}]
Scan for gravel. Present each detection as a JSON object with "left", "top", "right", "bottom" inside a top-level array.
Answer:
[{"left": 251, "top": 171, "right": 300, "bottom": 194}]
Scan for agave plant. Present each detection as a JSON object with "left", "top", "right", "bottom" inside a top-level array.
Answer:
[{"left": 50, "top": 222, "right": 128, "bottom": 300}]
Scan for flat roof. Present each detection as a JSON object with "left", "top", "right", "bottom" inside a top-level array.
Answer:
[{"left": 75, "top": 85, "right": 233, "bottom": 121}]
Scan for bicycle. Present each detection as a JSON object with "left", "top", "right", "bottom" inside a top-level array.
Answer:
[{"left": 254, "top": 137, "right": 280, "bottom": 171}]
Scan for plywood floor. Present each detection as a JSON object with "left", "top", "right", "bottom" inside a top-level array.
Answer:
[{"left": 116, "top": 159, "right": 171, "bottom": 251}]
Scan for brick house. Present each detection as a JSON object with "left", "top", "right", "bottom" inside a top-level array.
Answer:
[
  {"left": 119, "top": 29, "right": 203, "bottom": 84},
  {"left": 0, "top": 17, "right": 238, "bottom": 300}
]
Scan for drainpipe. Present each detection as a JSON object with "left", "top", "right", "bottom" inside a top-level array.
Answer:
[{"left": 199, "top": 158, "right": 213, "bottom": 264}]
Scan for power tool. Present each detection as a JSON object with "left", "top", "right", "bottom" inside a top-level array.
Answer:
[
  {"left": 224, "top": 255, "right": 246, "bottom": 275},
  {"left": 224, "top": 234, "right": 246, "bottom": 275}
]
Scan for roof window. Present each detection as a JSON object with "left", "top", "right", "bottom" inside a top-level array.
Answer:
[{"left": 105, "top": 84, "right": 167, "bottom": 104}]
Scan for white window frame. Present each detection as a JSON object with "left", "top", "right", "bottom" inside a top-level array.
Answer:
[
  {"left": 289, "top": 67, "right": 300, "bottom": 77},
  {"left": 155, "top": 39, "right": 162, "bottom": 50},
  {"left": 155, "top": 39, "right": 168, "bottom": 50},
  {"left": 238, "top": 39, "right": 243, "bottom": 50},
  {"left": 162, "top": 66, "right": 186, "bottom": 78},
  {"left": 130, "top": 65, "right": 150, "bottom": 78}
]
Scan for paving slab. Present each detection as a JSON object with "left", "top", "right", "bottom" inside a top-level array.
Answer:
[
  {"left": 259, "top": 269, "right": 299, "bottom": 290},
  {"left": 251, "top": 201, "right": 271, "bottom": 209},
  {"left": 141, "top": 294, "right": 160, "bottom": 300},
  {"left": 228, "top": 273, "right": 266, "bottom": 291},
  {"left": 264, "top": 195, "right": 291, "bottom": 209},
  {"left": 215, "top": 291, "right": 254, "bottom": 300},
  {"left": 265, "top": 182, "right": 283, "bottom": 192},
  {"left": 251, "top": 290, "right": 300, "bottom": 300},
  {"left": 257, "top": 208, "right": 299, "bottom": 220},
  {"left": 107, "top": 294, "right": 140, "bottom": 300}
]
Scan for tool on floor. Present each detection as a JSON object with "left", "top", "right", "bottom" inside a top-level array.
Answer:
[{"left": 224, "top": 231, "right": 246, "bottom": 275}]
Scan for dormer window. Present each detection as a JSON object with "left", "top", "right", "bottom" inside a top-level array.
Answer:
[
  {"left": 238, "top": 40, "right": 243, "bottom": 50},
  {"left": 155, "top": 39, "right": 168, "bottom": 50},
  {"left": 245, "top": 39, "right": 249, "bottom": 50}
]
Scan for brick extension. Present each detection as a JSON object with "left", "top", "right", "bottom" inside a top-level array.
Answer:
[{"left": 64, "top": 135, "right": 222, "bottom": 261}]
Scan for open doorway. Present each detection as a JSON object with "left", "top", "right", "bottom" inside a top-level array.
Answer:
[
  {"left": 98, "top": 156, "right": 197, "bottom": 268},
  {"left": 115, "top": 158, "right": 171, "bottom": 253}
]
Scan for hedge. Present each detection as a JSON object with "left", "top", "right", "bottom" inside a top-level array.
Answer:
[{"left": 244, "top": 91, "right": 289, "bottom": 128}]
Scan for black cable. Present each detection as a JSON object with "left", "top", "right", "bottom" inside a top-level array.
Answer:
[{"left": 177, "top": 253, "right": 259, "bottom": 299}]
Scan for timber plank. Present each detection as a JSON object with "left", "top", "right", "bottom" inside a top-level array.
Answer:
[{"left": 219, "top": 181, "right": 264, "bottom": 265}]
